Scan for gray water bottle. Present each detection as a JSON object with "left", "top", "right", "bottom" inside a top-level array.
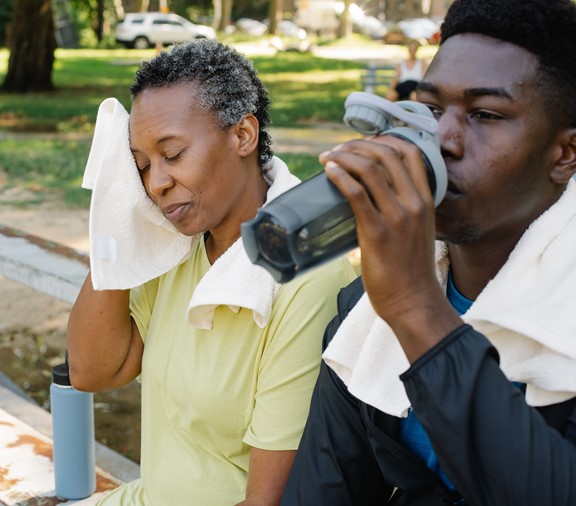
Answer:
[{"left": 50, "top": 361, "right": 96, "bottom": 499}]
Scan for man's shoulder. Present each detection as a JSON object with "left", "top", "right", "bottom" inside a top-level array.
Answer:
[
  {"left": 322, "top": 276, "right": 365, "bottom": 351},
  {"left": 337, "top": 276, "right": 365, "bottom": 319}
]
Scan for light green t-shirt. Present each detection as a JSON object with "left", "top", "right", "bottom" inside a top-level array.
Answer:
[{"left": 98, "top": 239, "right": 356, "bottom": 505}]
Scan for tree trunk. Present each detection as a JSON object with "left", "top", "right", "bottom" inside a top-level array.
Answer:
[
  {"left": 1, "top": 0, "right": 56, "bottom": 93},
  {"left": 96, "top": 0, "right": 104, "bottom": 41},
  {"left": 216, "top": 0, "right": 232, "bottom": 32},
  {"left": 336, "top": 0, "right": 352, "bottom": 38},
  {"left": 267, "top": 0, "right": 280, "bottom": 35},
  {"left": 113, "top": 0, "right": 125, "bottom": 19},
  {"left": 213, "top": 0, "right": 222, "bottom": 31}
]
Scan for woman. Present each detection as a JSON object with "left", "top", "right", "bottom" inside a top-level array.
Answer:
[
  {"left": 387, "top": 39, "right": 428, "bottom": 101},
  {"left": 67, "top": 40, "right": 355, "bottom": 505}
]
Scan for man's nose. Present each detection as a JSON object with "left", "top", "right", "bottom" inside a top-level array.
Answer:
[{"left": 438, "top": 109, "right": 464, "bottom": 159}]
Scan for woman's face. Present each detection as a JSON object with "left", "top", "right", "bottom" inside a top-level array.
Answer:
[{"left": 129, "top": 83, "right": 259, "bottom": 238}]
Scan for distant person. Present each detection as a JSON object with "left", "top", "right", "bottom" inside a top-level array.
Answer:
[
  {"left": 387, "top": 39, "right": 427, "bottom": 101},
  {"left": 67, "top": 39, "right": 355, "bottom": 505}
]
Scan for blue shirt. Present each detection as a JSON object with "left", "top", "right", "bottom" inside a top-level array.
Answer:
[{"left": 400, "top": 269, "right": 472, "bottom": 492}]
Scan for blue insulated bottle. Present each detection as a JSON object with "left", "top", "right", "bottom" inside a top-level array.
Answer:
[{"left": 50, "top": 362, "right": 96, "bottom": 500}]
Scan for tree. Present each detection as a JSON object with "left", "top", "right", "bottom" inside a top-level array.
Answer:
[
  {"left": 267, "top": 0, "right": 280, "bottom": 34},
  {"left": 1, "top": 0, "right": 56, "bottom": 92},
  {"left": 337, "top": 0, "right": 352, "bottom": 38},
  {"left": 214, "top": 0, "right": 232, "bottom": 32},
  {"left": 0, "top": 0, "right": 13, "bottom": 46}
]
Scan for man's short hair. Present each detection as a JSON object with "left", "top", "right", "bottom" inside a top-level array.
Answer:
[{"left": 441, "top": 0, "right": 576, "bottom": 127}]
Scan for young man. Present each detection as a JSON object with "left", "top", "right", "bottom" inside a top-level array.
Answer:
[{"left": 281, "top": 0, "right": 576, "bottom": 504}]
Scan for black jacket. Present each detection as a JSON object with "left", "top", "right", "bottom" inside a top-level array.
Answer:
[{"left": 281, "top": 277, "right": 576, "bottom": 505}]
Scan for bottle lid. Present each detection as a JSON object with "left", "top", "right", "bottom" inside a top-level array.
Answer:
[{"left": 52, "top": 362, "right": 71, "bottom": 386}]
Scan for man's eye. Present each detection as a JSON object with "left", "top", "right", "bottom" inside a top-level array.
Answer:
[
  {"left": 424, "top": 104, "right": 443, "bottom": 119},
  {"left": 471, "top": 111, "right": 503, "bottom": 120},
  {"left": 137, "top": 163, "right": 150, "bottom": 174}
]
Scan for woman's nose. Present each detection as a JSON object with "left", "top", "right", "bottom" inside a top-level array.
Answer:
[{"left": 146, "top": 162, "right": 174, "bottom": 198}]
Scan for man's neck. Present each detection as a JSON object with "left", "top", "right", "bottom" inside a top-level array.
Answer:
[{"left": 447, "top": 238, "right": 519, "bottom": 300}]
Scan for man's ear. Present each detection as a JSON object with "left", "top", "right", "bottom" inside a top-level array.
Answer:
[
  {"left": 233, "top": 114, "right": 259, "bottom": 158},
  {"left": 550, "top": 128, "right": 576, "bottom": 184}
]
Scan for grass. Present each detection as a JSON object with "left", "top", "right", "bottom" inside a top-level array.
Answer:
[
  {"left": 0, "top": 41, "right": 390, "bottom": 207},
  {"left": 0, "top": 47, "right": 365, "bottom": 130},
  {"left": 0, "top": 137, "right": 92, "bottom": 207}
]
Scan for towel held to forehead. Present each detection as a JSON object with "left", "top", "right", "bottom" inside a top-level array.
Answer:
[
  {"left": 82, "top": 97, "right": 300, "bottom": 329},
  {"left": 82, "top": 97, "right": 193, "bottom": 291}
]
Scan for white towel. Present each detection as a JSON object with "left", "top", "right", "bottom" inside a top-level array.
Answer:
[
  {"left": 323, "top": 180, "right": 576, "bottom": 417},
  {"left": 186, "top": 157, "right": 301, "bottom": 329},
  {"left": 83, "top": 98, "right": 193, "bottom": 290}
]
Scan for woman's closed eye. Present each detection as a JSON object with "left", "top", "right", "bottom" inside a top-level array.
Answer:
[
  {"left": 165, "top": 150, "right": 185, "bottom": 163},
  {"left": 133, "top": 156, "right": 150, "bottom": 174}
]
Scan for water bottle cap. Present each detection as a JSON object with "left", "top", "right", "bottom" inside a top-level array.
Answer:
[{"left": 52, "top": 363, "right": 71, "bottom": 386}]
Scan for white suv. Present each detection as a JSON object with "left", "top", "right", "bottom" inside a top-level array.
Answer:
[{"left": 115, "top": 12, "right": 216, "bottom": 49}]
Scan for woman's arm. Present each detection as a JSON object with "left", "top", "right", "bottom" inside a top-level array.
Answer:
[
  {"left": 236, "top": 448, "right": 296, "bottom": 506},
  {"left": 66, "top": 271, "right": 143, "bottom": 392},
  {"left": 386, "top": 63, "right": 402, "bottom": 101}
]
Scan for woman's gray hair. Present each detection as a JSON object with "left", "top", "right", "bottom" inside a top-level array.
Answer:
[{"left": 130, "top": 39, "right": 273, "bottom": 170}]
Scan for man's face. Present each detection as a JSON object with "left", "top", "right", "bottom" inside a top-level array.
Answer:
[{"left": 418, "top": 34, "right": 562, "bottom": 248}]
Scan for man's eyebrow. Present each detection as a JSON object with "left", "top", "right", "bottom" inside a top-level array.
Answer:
[
  {"left": 464, "top": 87, "right": 513, "bottom": 100},
  {"left": 416, "top": 81, "right": 513, "bottom": 101},
  {"left": 416, "top": 81, "right": 437, "bottom": 94}
]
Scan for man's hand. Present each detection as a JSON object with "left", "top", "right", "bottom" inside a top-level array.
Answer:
[{"left": 320, "top": 136, "right": 461, "bottom": 361}]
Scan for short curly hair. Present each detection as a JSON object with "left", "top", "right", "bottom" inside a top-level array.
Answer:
[
  {"left": 130, "top": 39, "right": 273, "bottom": 170},
  {"left": 441, "top": 0, "right": 576, "bottom": 128}
]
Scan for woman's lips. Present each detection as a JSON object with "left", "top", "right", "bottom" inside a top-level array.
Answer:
[{"left": 163, "top": 202, "right": 191, "bottom": 221}]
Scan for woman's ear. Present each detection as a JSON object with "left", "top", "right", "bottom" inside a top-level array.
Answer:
[
  {"left": 551, "top": 128, "right": 576, "bottom": 184},
  {"left": 234, "top": 114, "right": 259, "bottom": 158}
]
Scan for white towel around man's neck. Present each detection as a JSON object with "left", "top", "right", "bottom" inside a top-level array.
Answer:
[
  {"left": 186, "top": 157, "right": 301, "bottom": 330},
  {"left": 83, "top": 98, "right": 193, "bottom": 290},
  {"left": 323, "top": 180, "right": 576, "bottom": 417}
]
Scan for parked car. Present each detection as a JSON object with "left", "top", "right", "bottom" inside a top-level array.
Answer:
[
  {"left": 234, "top": 18, "right": 268, "bottom": 36},
  {"left": 263, "top": 19, "right": 307, "bottom": 40},
  {"left": 354, "top": 15, "right": 389, "bottom": 40},
  {"left": 115, "top": 12, "right": 216, "bottom": 49},
  {"left": 391, "top": 17, "right": 440, "bottom": 44}
]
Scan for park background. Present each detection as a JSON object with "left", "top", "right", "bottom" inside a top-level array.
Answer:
[{"left": 0, "top": 0, "right": 443, "bottom": 464}]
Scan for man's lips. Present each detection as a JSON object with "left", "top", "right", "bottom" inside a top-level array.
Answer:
[{"left": 443, "top": 181, "right": 462, "bottom": 200}]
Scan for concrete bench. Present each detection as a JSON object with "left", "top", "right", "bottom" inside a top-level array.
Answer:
[{"left": 361, "top": 63, "right": 396, "bottom": 95}]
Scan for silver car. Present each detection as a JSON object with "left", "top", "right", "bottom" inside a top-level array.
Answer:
[{"left": 115, "top": 12, "right": 216, "bottom": 49}]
